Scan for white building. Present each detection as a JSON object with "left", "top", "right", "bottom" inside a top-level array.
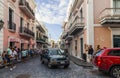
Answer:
[{"left": 0, "top": 0, "right": 4, "bottom": 54}]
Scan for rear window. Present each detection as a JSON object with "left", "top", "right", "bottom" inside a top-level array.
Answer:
[
  {"left": 108, "top": 50, "right": 120, "bottom": 56},
  {"left": 49, "top": 49, "right": 62, "bottom": 55},
  {"left": 95, "top": 50, "right": 104, "bottom": 56}
]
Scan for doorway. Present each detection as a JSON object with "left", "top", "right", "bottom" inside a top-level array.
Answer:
[
  {"left": 9, "top": 42, "right": 15, "bottom": 48},
  {"left": 21, "top": 43, "right": 24, "bottom": 50},
  {"left": 80, "top": 38, "right": 84, "bottom": 59}
]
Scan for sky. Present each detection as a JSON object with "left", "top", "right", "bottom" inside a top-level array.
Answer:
[{"left": 35, "top": 0, "right": 69, "bottom": 42}]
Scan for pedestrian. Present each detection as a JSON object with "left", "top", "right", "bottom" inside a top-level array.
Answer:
[
  {"left": 7, "top": 46, "right": 12, "bottom": 64},
  {"left": 29, "top": 49, "right": 33, "bottom": 58},
  {"left": 103, "top": 47, "right": 107, "bottom": 49},
  {"left": 17, "top": 48, "right": 21, "bottom": 62},
  {"left": 0, "top": 54, "right": 3, "bottom": 66},
  {"left": 88, "top": 45, "right": 94, "bottom": 62},
  {"left": 96, "top": 45, "right": 101, "bottom": 51},
  {"left": 9, "top": 48, "right": 17, "bottom": 71},
  {"left": 13, "top": 48, "right": 18, "bottom": 63},
  {"left": 21, "top": 49, "right": 27, "bottom": 62},
  {"left": 2, "top": 51, "right": 8, "bottom": 68}
]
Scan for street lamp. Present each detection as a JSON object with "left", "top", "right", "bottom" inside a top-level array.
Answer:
[{"left": 0, "top": 19, "right": 4, "bottom": 30}]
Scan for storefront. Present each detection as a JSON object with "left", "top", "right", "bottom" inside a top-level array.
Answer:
[{"left": 9, "top": 37, "right": 20, "bottom": 48}]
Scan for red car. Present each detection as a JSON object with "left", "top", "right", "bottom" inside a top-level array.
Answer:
[{"left": 93, "top": 48, "right": 120, "bottom": 78}]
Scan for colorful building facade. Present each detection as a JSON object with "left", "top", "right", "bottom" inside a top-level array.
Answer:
[{"left": 3, "top": 0, "right": 36, "bottom": 50}]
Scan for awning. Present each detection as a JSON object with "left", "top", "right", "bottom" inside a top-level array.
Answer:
[
  {"left": 20, "top": 39, "right": 29, "bottom": 44},
  {"left": 9, "top": 37, "right": 20, "bottom": 42}
]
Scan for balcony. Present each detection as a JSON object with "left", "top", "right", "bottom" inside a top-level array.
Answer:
[
  {"left": 99, "top": 8, "right": 120, "bottom": 27},
  {"left": 8, "top": 21, "right": 16, "bottom": 32},
  {"left": 65, "top": 35, "right": 73, "bottom": 41},
  {"left": 36, "top": 37, "right": 46, "bottom": 44},
  {"left": 19, "top": 27, "right": 35, "bottom": 38},
  {"left": 43, "top": 34, "right": 48, "bottom": 39},
  {"left": 19, "top": 0, "right": 35, "bottom": 19},
  {"left": 69, "top": 17, "right": 84, "bottom": 35},
  {"left": 62, "top": 31, "right": 68, "bottom": 39}
]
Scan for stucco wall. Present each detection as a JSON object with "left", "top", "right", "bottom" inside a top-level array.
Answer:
[{"left": 94, "top": 27, "right": 111, "bottom": 52}]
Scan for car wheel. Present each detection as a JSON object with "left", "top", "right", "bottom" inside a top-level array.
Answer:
[
  {"left": 110, "top": 66, "right": 120, "bottom": 78},
  {"left": 64, "top": 64, "right": 69, "bottom": 68},
  {"left": 47, "top": 62, "right": 52, "bottom": 68}
]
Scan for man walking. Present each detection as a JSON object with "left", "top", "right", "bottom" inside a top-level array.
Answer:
[{"left": 88, "top": 45, "right": 94, "bottom": 62}]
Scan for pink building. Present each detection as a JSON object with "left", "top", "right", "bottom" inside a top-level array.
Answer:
[{"left": 3, "top": 0, "right": 36, "bottom": 50}]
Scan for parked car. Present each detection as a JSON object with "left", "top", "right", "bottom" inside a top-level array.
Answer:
[
  {"left": 41, "top": 48, "right": 70, "bottom": 68},
  {"left": 92, "top": 48, "right": 120, "bottom": 78}
]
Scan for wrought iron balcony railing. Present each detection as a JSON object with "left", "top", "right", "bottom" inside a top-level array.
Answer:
[
  {"left": 36, "top": 37, "right": 46, "bottom": 44},
  {"left": 19, "top": 27, "right": 35, "bottom": 38}
]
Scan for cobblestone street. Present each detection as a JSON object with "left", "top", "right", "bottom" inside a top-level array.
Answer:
[{"left": 0, "top": 57, "right": 111, "bottom": 78}]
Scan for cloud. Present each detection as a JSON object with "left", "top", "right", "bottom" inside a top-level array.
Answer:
[{"left": 35, "top": 0, "right": 69, "bottom": 25}]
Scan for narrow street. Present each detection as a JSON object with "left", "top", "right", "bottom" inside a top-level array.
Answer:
[{"left": 0, "top": 57, "right": 111, "bottom": 78}]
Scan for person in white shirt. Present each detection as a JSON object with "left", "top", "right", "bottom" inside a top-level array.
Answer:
[{"left": 9, "top": 48, "right": 17, "bottom": 71}]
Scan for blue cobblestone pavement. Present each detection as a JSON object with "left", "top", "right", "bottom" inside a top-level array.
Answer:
[{"left": 0, "top": 57, "right": 111, "bottom": 78}]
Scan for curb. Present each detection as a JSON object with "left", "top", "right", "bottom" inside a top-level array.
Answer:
[{"left": 69, "top": 55, "right": 93, "bottom": 67}]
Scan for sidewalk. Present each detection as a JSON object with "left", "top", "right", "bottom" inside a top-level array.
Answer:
[
  {"left": 69, "top": 55, "right": 93, "bottom": 67},
  {"left": 0, "top": 56, "right": 39, "bottom": 69}
]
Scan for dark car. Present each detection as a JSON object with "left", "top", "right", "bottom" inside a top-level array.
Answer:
[
  {"left": 92, "top": 48, "right": 120, "bottom": 78},
  {"left": 41, "top": 48, "right": 70, "bottom": 68}
]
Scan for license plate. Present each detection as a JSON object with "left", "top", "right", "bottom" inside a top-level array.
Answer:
[{"left": 61, "top": 61, "right": 65, "bottom": 64}]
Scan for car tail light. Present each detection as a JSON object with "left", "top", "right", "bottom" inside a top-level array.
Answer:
[{"left": 95, "top": 57, "right": 101, "bottom": 67}]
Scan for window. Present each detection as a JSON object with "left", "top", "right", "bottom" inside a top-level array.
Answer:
[
  {"left": 113, "top": 35, "right": 120, "bottom": 47},
  {"left": 113, "top": 0, "right": 120, "bottom": 8},
  {"left": 108, "top": 50, "right": 120, "bottom": 56},
  {"left": 80, "top": 9, "right": 83, "bottom": 18},
  {"left": 32, "top": 27, "right": 34, "bottom": 31},
  {"left": 20, "top": 17, "right": 23, "bottom": 27},
  {"left": 113, "top": 0, "right": 120, "bottom": 14},
  {"left": 36, "top": 31, "right": 38, "bottom": 38},
  {"left": 75, "top": 40, "right": 77, "bottom": 56},
  {"left": 9, "top": 42, "right": 15, "bottom": 48},
  {"left": 49, "top": 49, "right": 62, "bottom": 55},
  {"left": 95, "top": 50, "right": 104, "bottom": 56},
  {"left": 9, "top": 8, "right": 14, "bottom": 28},
  {"left": 75, "top": 40, "right": 77, "bottom": 50},
  {"left": 27, "top": 23, "right": 29, "bottom": 29}
]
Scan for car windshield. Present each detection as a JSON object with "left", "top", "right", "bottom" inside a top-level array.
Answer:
[
  {"left": 95, "top": 49, "right": 104, "bottom": 56},
  {"left": 49, "top": 49, "right": 62, "bottom": 55},
  {"left": 60, "top": 49, "right": 64, "bottom": 54}
]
